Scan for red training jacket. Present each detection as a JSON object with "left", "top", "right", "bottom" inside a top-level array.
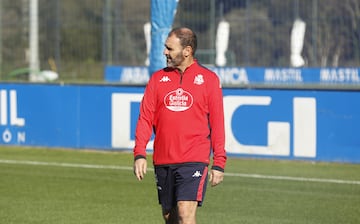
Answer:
[{"left": 133, "top": 60, "right": 227, "bottom": 171}]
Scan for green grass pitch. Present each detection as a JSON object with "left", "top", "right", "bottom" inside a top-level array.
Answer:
[{"left": 1, "top": 146, "right": 360, "bottom": 224}]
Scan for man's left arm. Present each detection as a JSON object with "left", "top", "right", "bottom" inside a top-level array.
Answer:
[{"left": 208, "top": 74, "right": 227, "bottom": 180}]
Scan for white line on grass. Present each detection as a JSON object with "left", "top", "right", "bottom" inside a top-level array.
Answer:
[
  {"left": 1, "top": 159, "right": 360, "bottom": 185},
  {"left": 0, "top": 159, "right": 134, "bottom": 171},
  {"left": 225, "top": 172, "right": 360, "bottom": 185}
]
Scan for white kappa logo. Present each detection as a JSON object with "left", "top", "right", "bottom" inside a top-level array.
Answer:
[
  {"left": 160, "top": 76, "right": 171, "bottom": 82},
  {"left": 192, "top": 171, "right": 202, "bottom": 178}
]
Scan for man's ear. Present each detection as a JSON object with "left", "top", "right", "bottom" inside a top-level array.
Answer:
[{"left": 183, "top": 46, "right": 192, "bottom": 57}]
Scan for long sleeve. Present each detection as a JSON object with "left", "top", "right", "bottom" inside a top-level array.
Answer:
[
  {"left": 208, "top": 76, "right": 227, "bottom": 171},
  {"left": 133, "top": 78, "right": 156, "bottom": 160}
]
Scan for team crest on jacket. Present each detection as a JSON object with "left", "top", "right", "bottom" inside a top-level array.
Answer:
[
  {"left": 164, "top": 88, "right": 193, "bottom": 112},
  {"left": 194, "top": 74, "right": 204, "bottom": 85}
]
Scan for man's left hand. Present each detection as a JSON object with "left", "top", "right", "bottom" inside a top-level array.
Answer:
[{"left": 209, "top": 169, "right": 224, "bottom": 187}]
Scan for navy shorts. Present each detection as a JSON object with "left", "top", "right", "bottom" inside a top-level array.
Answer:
[{"left": 154, "top": 163, "right": 208, "bottom": 211}]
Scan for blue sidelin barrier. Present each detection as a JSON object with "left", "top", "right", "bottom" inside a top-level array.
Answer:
[{"left": 0, "top": 78, "right": 359, "bottom": 163}]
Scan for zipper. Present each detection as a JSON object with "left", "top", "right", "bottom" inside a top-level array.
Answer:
[{"left": 179, "top": 70, "right": 184, "bottom": 85}]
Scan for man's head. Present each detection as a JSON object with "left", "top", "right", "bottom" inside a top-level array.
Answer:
[{"left": 163, "top": 27, "right": 197, "bottom": 71}]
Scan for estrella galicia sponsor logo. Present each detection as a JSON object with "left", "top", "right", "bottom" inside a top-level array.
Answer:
[{"left": 164, "top": 88, "right": 193, "bottom": 112}]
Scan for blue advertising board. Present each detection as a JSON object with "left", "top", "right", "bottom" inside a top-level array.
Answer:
[
  {"left": 104, "top": 66, "right": 360, "bottom": 85},
  {"left": 0, "top": 83, "right": 359, "bottom": 163}
]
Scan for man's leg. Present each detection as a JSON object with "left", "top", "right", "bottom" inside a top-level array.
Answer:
[
  {"left": 177, "top": 201, "right": 198, "bottom": 224},
  {"left": 163, "top": 207, "right": 178, "bottom": 224},
  {"left": 174, "top": 164, "right": 208, "bottom": 224}
]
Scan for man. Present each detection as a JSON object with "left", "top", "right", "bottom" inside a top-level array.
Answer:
[{"left": 133, "top": 27, "right": 227, "bottom": 224}]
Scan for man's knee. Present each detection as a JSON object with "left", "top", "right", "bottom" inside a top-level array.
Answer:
[{"left": 177, "top": 201, "right": 197, "bottom": 224}]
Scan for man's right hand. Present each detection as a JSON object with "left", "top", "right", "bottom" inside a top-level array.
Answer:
[{"left": 133, "top": 158, "right": 147, "bottom": 181}]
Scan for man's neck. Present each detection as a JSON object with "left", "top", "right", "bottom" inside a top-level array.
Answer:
[{"left": 177, "top": 58, "right": 195, "bottom": 73}]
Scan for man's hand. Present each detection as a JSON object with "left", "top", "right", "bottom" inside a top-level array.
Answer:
[
  {"left": 209, "top": 169, "right": 224, "bottom": 187},
  {"left": 134, "top": 158, "right": 147, "bottom": 181}
]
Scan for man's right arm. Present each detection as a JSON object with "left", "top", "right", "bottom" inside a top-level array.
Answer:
[
  {"left": 133, "top": 78, "right": 156, "bottom": 179},
  {"left": 133, "top": 80, "right": 155, "bottom": 160}
]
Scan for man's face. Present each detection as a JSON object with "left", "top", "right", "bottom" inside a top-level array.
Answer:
[{"left": 163, "top": 34, "right": 185, "bottom": 68}]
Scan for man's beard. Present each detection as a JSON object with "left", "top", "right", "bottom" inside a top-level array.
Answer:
[{"left": 166, "top": 52, "right": 185, "bottom": 68}]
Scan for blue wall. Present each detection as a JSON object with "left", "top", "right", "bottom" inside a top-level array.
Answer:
[{"left": 0, "top": 82, "right": 359, "bottom": 163}]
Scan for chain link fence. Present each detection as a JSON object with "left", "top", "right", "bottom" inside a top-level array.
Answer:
[{"left": 0, "top": 0, "right": 359, "bottom": 83}]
